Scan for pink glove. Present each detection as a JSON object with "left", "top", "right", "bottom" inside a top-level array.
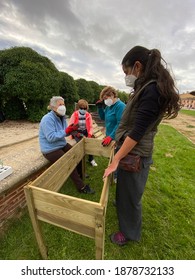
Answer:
[{"left": 102, "top": 136, "right": 112, "bottom": 146}]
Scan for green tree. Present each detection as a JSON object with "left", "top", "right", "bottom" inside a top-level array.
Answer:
[
  {"left": 88, "top": 81, "right": 102, "bottom": 103},
  {"left": 3, "top": 97, "right": 27, "bottom": 120},
  {"left": 0, "top": 47, "right": 60, "bottom": 121},
  {"left": 75, "top": 78, "right": 93, "bottom": 103},
  {"left": 117, "top": 90, "right": 129, "bottom": 103},
  {"left": 59, "top": 72, "right": 79, "bottom": 115}
]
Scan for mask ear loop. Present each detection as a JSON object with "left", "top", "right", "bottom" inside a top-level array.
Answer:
[
  {"left": 132, "top": 61, "right": 142, "bottom": 78},
  {"left": 130, "top": 63, "right": 136, "bottom": 75}
]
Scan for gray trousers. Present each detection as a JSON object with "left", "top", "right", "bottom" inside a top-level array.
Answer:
[{"left": 116, "top": 156, "right": 153, "bottom": 241}]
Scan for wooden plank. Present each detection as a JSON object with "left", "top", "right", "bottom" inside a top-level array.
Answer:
[
  {"left": 84, "top": 138, "right": 115, "bottom": 158},
  {"left": 99, "top": 147, "right": 115, "bottom": 208},
  {"left": 92, "top": 122, "right": 98, "bottom": 129},
  {"left": 94, "top": 147, "right": 115, "bottom": 259},
  {"left": 36, "top": 201, "right": 95, "bottom": 229},
  {"left": 24, "top": 185, "right": 48, "bottom": 259},
  {"left": 92, "top": 125, "right": 105, "bottom": 139},
  {"left": 32, "top": 140, "right": 85, "bottom": 191},
  {"left": 93, "top": 131, "right": 104, "bottom": 139},
  {"left": 37, "top": 210, "right": 95, "bottom": 238},
  {"left": 30, "top": 186, "right": 104, "bottom": 238},
  {"left": 31, "top": 186, "right": 101, "bottom": 216},
  {"left": 94, "top": 134, "right": 105, "bottom": 140},
  {"left": 95, "top": 212, "right": 105, "bottom": 260},
  {"left": 93, "top": 126, "right": 102, "bottom": 133}
]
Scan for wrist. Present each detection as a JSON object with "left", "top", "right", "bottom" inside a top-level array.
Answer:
[{"left": 112, "top": 156, "right": 120, "bottom": 164}]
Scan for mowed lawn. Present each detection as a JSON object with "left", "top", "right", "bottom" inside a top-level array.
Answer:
[
  {"left": 0, "top": 124, "right": 194, "bottom": 260},
  {"left": 180, "top": 109, "right": 195, "bottom": 117}
]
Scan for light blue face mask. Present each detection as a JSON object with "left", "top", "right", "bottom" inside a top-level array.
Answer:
[{"left": 79, "top": 109, "right": 86, "bottom": 114}]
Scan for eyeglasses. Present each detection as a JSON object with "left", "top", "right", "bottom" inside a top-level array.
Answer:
[{"left": 79, "top": 107, "right": 87, "bottom": 110}]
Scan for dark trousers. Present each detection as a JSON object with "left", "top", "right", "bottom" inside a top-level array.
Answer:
[
  {"left": 43, "top": 143, "right": 84, "bottom": 191},
  {"left": 116, "top": 156, "right": 153, "bottom": 241}
]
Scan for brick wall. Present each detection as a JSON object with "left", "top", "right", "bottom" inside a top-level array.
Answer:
[
  {"left": 0, "top": 183, "right": 27, "bottom": 228},
  {"left": 0, "top": 167, "right": 48, "bottom": 229}
]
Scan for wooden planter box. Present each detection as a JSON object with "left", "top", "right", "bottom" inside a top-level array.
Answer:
[{"left": 24, "top": 138, "right": 114, "bottom": 260}]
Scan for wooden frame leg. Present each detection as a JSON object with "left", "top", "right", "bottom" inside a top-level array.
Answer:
[
  {"left": 95, "top": 213, "right": 105, "bottom": 260},
  {"left": 24, "top": 186, "right": 48, "bottom": 259}
]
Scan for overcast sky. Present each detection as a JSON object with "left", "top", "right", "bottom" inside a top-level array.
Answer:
[{"left": 0, "top": 0, "right": 195, "bottom": 94}]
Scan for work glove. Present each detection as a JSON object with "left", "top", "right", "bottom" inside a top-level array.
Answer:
[
  {"left": 75, "top": 132, "right": 84, "bottom": 139},
  {"left": 65, "top": 124, "right": 79, "bottom": 134},
  {"left": 102, "top": 136, "right": 112, "bottom": 146},
  {"left": 95, "top": 99, "right": 105, "bottom": 108}
]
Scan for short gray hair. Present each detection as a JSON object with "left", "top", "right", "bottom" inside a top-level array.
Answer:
[{"left": 50, "top": 96, "right": 64, "bottom": 108}]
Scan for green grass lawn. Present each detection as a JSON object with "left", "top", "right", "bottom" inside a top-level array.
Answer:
[
  {"left": 0, "top": 124, "right": 194, "bottom": 260},
  {"left": 180, "top": 109, "right": 195, "bottom": 117}
]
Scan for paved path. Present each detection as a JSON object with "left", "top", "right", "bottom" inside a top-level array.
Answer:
[
  {"left": 0, "top": 137, "right": 48, "bottom": 192},
  {"left": 162, "top": 112, "right": 195, "bottom": 144},
  {"left": 0, "top": 119, "right": 75, "bottom": 194}
]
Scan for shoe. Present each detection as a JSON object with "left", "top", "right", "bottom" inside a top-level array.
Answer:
[
  {"left": 80, "top": 185, "right": 95, "bottom": 194},
  {"left": 90, "top": 160, "right": 98, "bottom": 167},
  {"left": 110, "top": 231, "right": 129, "bottom": 246}
]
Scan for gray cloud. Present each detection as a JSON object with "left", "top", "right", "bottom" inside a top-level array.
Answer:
[{"left": 0, "top": 0, "right": 195, "bottom": 92}]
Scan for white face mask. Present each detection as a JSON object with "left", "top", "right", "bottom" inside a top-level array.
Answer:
[
  {"left": 104, "top": 98, "right": 113, "bottom": 107},
  {"left": 125, "top": 74, "right": 137, "bottom": 88},
  {"left": 56, "top": 105, "right": 66, "bottom": 116},
  {"left": 125, "top": 64, "right": 137, "bottom": 87}
]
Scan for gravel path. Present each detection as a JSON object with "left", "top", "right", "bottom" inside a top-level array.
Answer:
[{"left": 162, "top": 112, "right": 195, "bottom": 144}]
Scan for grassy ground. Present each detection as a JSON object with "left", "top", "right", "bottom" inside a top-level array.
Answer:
[
  {"left": 180, "top": 109, "right": 195, "bottom": 117},
  {"left": 0, "top": 124, "right": 194, "bottom": 260}
]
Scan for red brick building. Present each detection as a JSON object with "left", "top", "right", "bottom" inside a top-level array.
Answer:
[{"left": 180, "top": 91, "right": 195, "bottom": 109}]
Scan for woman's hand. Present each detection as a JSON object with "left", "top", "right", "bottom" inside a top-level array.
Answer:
[
  {"left": 103, "top": 136, "right": 137, "bottom": 179},
  {"left": 65, "top": 124, "right": 79, "bottom": 134},
  {"left": 103, "top": 158, "right": 119, "bottom": 178}
]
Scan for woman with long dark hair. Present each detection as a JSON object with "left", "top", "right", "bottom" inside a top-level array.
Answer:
[{"left": 103, "top": 46, "right": 181, "bottom": 245}]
